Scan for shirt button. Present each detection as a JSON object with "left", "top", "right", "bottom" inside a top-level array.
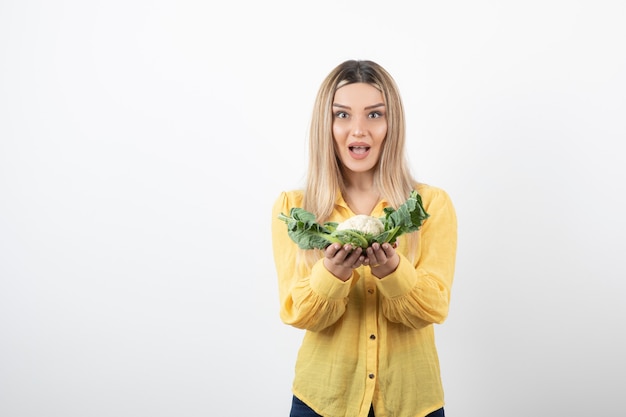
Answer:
[
  {"left": 367, "top": 288, "right": 374, "bottom": 294},
  {"left": 370, "top": 334, "right": 376, "bottom": 340},
  {"left": 369, "top": 373, "right": 375, "bottom": 379}
]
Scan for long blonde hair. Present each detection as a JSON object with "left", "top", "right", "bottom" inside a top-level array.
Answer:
[
  {"left": 301, "top": 60, "right": 420, "bottom": 265},
  {"left": 304, "top": 59, "right": 417, "bottom": 216}
]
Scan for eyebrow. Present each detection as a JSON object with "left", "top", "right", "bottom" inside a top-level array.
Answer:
[{"left": 332, "top": 103, "right": 386, "bottom": 110}]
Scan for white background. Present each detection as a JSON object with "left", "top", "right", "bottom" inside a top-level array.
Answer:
[{"left": 1, "top": 1, "right": 625, "bottom": 416}]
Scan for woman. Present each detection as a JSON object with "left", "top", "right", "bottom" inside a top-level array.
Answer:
[{"left": 271, "top": 60, "right": 457, "bottom": 417}]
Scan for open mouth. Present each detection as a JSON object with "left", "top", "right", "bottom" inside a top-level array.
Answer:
[{"left": 349, "top": 146, "right": 370, "bottom": 154}]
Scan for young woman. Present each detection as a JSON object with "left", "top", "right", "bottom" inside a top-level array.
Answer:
[{"left": 271, "top": 60, "right": 457, "bottom": 417}]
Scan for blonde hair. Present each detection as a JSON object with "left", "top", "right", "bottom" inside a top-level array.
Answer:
[
  {"left": 304, "top": 60, "right": 417, "bottom": 215},
  {"left": 301, "top": 60, "right": 420, "bottom": 265}
]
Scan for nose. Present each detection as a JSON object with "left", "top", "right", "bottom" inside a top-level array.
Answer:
[{"left": 352, "top": 115, "right": 366, "bottom": 137}]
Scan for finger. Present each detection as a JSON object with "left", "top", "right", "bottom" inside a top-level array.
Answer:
[
  {"left": 328, "top": 244, "right": 355, "bottom": 265},
  {"left": 371, "top": 243, "right": 395, "bottom": 267},
  {"left": 324, "top": 244, "right": 338, "bottom": 261},
  {"left": 365, "top": 246, "right": 377, "bottom": 264},
  {"left": 381, "top": 243, "right": 396, "bottom": 256},
  {"left": 344, "top": 246, "right": 363, "bottom": 265}
]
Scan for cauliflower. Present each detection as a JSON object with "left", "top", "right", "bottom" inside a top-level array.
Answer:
[
  {"left": 331, "top": 215, "right": 387, "bottom": 249},
  {"left": 336, "top": 214, "right": 385, "bottom": 236},
  {"left": 278, "top": 190, "right": 429, "bottom": 250}
]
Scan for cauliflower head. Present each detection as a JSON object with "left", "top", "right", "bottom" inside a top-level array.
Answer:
[{"left": 336, "top": 214, "right": 385, "bottom": 236}]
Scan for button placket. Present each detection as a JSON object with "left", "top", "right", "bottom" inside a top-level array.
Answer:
[{"left": 365, "top": 276, "right": 378, "bottom": 387}]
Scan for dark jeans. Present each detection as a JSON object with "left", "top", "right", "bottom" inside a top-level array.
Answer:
[{"left": 290, "top": 395, "right": 445, "bottom": 417}]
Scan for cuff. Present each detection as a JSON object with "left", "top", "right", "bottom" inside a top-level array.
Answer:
[
  {"left": 375, "top": 255, "right": 418, "bottom": 299},
  {"left": 309, "top": 259, "right": 354, "bottom": 300}
]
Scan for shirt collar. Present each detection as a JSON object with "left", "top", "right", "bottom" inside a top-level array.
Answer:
[{"left": 335, "top": 192, "right": 390, "bottom": 217}]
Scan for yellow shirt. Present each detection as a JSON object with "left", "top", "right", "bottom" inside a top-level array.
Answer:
[{"left": 271, "top": 184, "right": 457, "bottom": 417}]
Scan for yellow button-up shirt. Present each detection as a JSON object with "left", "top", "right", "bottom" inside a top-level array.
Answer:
[{"left": 271, "top": 184, "right": 457, "bottom": 417}]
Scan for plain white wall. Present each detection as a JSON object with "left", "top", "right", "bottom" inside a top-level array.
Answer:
[{"left": 1, "top": 1, "right": 625, "bottom": 416}]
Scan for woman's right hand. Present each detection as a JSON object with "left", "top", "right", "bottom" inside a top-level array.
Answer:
[{"left": 323, "top": 243, "right": 366, "bottom": 281}]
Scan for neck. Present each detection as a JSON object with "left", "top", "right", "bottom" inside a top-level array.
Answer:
[{"left": 342, "top": 170, "right": 376, "bottom": 193}]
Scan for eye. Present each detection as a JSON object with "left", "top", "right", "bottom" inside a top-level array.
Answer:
[
  {"left": 368, "top": 111, "right": 384, "bottom": 119},
  {"left": 335, "top": 111, "right": 349, "bottom": 119}
]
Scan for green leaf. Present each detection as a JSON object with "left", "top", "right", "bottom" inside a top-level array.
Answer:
[
  {"left": 278, "top": 190, "right": 429, "bottom": 250},
  {"left": 277, "top": 208, "right": 338, "bottom": 250},
  {"left": 375, "top": 190, "right": 429, "bottom": 244}
]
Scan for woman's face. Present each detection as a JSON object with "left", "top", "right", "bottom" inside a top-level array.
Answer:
[{"left": 332, "top": 82, "right": 387, "bottom": 175}]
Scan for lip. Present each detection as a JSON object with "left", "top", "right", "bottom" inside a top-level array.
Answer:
[{"left": 348, "top": 142, "right": 371, "bottom": 160}]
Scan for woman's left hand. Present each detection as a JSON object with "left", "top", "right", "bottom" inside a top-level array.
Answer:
[{"left": 365, "top": 242, "right": 400, "bottom": 278}]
